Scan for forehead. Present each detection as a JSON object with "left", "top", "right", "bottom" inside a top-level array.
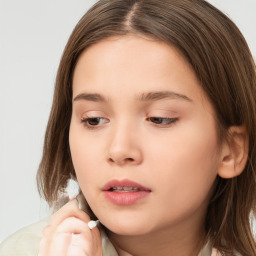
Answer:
[
  {"left": 72, "top": 35, "right": 208, "bottom": 107},
  {"left": 74, "top": 35, "right": 192, "bottom": 75}
]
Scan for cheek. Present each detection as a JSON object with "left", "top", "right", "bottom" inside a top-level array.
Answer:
[
  {"left": 148, "top": 123, "right": 218, "bottom": 168},
  {"left": 69, "top": 124, "right": 102, "bottom": 187},
  {"left": 146, "top": 119, "right": 219, "bottom": 207}
]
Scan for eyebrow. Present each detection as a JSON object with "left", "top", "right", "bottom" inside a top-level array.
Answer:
[
  {"left": 137, "top": 91, "right": 192, "bottom": 102},
  {"left": 73, "top": 91, "right": 192, "bottom": 103},
  {"left": 73, "top": 93, "right": 107, "bottom": 102}
]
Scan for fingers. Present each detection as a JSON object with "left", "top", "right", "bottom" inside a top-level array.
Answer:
[
  {"left": 50, "top": 217, "right": 90, "bottom": 255},
  {"left": 56, "top": 217, "right": 89, "bottom": 233},
  {"left": 67, "top": 238, "right": 88, "bottom": 256},
  {"left": 39, "top": 198, "right": 102, "bottom": 256},
  {"left": 50, "top": 198, "right": 91, "bottom": 227}
]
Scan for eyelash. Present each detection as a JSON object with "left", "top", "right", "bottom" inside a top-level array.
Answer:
[
  {"left": 146, "top": 117, "right": 178, "bottom": 127},
  {"left": 81, "top": 117, "right": 109, "bottom": 130},
  {"left": 81, "top": 117, "right": 178, "bottom": 129}
]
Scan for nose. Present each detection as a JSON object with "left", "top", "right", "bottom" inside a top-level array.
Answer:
[{"left": 106, "top": 122, "right": 143, "bottom": 166}]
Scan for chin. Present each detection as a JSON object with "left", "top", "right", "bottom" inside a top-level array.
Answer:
[
  {"left": 99, "top": 216, "right": 156, "bottom": 236},
  {"left": 105, "top": 225, "right": 150, "bottom": 236}
]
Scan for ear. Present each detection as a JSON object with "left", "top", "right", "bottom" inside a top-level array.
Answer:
[{"left": 218, "top": 126, "right": 249, "bottom": 179}]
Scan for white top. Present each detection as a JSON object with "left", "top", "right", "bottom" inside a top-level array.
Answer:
[{"left": 0, "top": 216, "right": 220, "bottom": 256}]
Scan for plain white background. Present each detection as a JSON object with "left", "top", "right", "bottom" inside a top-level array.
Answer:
[{"left": 0, "top": 0, "right": 255, "bottom": 243}]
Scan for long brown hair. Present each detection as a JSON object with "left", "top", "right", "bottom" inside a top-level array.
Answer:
[{"left": 37, "top": 0, "right": 256, "bottom": 254}]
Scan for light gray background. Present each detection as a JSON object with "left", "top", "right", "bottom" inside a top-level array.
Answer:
[{"left": 0, "top": 0, "right": 255, "bottom": 243}]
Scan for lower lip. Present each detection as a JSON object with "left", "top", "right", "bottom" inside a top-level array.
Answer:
[{"left": 103, "top": 191, "right": 150, "bottom": 205}]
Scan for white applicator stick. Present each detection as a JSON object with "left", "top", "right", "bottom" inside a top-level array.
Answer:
[{"left": 88, "top": 220, "right": 100, "bottom": 230}]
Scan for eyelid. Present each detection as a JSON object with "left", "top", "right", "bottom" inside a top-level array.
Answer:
[
  {"left": 81, "top": 110, "right": 106, "bottom": 117},
  {"left": 80, "top": 110, "right": 109, "bottom": 129},
  {"left": 146, "top": 116, "right": 179, "bottom": 127},
  {"left": 81, "top": 116, "right": 109, "bottom": 130}
]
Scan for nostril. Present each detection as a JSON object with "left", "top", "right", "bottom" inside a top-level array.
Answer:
[
  {"left": 108, "top": 158, "right": 115, "bottom": 163},
  {"left": 126, "top": 158, "right": 134, "bottom": 162},
  {"left": 108, "top": 156, "right": 135, "bottom": 165}
]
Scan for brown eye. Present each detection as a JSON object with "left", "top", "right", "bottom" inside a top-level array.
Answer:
[
  {"left": 81, "top": 117, "right": 108, "bottom": 128},
  {"left": 148, "top": 117, "right": 178, "bottom": 125},
  {"left": 87, "top": 118, "right": 102, "bottom": 126}
]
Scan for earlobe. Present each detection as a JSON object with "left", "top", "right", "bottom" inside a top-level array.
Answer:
[{"left": 218, "top": 126, "right": 249, "bottom": 179}]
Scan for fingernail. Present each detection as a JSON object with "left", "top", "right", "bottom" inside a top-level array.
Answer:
[{"left": 88, "top": 220, "right": 99, "bottom": 230}]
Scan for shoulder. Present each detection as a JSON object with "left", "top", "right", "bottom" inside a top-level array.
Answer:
[{"left": 0, "top": 217, "right": 50, "bottom": 256}]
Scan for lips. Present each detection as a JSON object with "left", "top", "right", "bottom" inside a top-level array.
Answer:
[
  {"left": 102, "top": 179, "right": 151, "bottom": 206},
  {"left": 102, "top": 179, "right": 151, "bottom": 192}
]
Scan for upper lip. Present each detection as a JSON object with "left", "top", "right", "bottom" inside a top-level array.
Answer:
[{"left": 102, "top": 179, "right": 151, "bottom": 192}]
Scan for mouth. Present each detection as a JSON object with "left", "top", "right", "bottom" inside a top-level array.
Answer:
[
  {"left": 109, "top": 186, "right": 143, "bottom": 192},
  {"left": 102, "top": 179, "right": 151, "bottom": 205},
  {"left": 102, "top": 179, "right": 151, "bottom": 192}
]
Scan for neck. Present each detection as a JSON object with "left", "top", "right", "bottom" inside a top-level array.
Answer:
[{"left": 107, "top": 216, "right": 207, "bottom": 256}]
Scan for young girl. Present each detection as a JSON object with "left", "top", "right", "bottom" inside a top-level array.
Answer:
[{"left": 1, "top": 0, "right": 256, "bottom": 255}]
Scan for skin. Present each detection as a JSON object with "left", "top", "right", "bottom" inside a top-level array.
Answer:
[
  {"left": 38, "top": 199, "right": 102, "bottom": 256},
  {"left": 67, "top": 35, "right": 224, "bottom": 256},
  {"left": 39, "top": 35, "right": 249, "bottom": 256}
]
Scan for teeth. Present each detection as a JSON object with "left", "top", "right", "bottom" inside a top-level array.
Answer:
[{"left": 111, "top": 186, "right": 140, "bottom": 192}]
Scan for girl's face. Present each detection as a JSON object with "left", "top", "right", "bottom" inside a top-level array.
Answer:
[{"left": 69, "top": 35, "right": 221, "bottom": 236}]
